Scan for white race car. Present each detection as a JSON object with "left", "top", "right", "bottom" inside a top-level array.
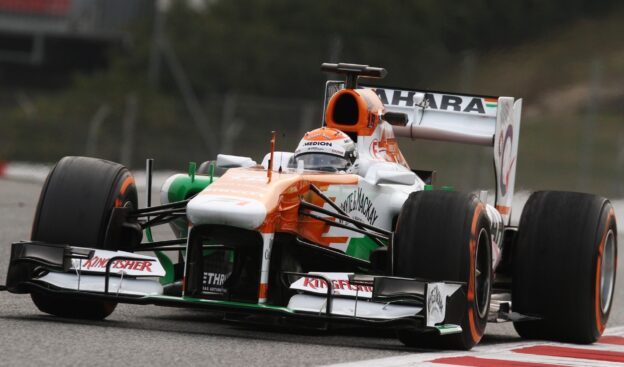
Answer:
[{"left": 3, "top": 63, "right": 617, "bottom": 350}]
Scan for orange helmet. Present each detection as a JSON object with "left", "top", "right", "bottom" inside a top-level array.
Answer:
[{"left": 291, "top": 127, "right": 357, "bottom": 172}]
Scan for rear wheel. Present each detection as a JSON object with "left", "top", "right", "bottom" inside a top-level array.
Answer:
[
  {"left": 31, "top": 156, "right": 139, "bottom": 320},
  {"left": 394, "top": 191, "right": 491, "bottom": 350},
  {"left": 512, "top": 191, "right": 617, "bottom": 343}
]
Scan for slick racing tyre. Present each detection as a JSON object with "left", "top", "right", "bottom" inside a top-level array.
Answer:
[
  {"left": 30, "top": 156, "right": 139, "bottom": 320},
  {"left": 394, "top": 191, "right": 492, "bottom": 350},
  {"left": 512, "top": 191, "right": 617, "bottom": 343}
]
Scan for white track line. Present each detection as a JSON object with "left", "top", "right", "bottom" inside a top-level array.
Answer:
[
  {"left": 469, "top": 347, "right": 624, "bottom": 367},
  {"left": 321, "top": 327, "right": 624, "bottom": 367},
  {"left": 604, "top": 325, "right": 624, "bottom": 336}
]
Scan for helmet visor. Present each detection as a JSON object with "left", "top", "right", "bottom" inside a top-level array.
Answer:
[{"left": 289, "top": 153, "right": 350, "bottom": 172}]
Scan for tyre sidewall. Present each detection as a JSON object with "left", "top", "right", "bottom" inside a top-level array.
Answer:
[{"left": 31, "top": 156, "right": 137, "bottom": 250}]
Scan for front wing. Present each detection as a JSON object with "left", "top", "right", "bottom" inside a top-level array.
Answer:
[{"left": 4, "top": 241, "right": 467, "bottom": 335}]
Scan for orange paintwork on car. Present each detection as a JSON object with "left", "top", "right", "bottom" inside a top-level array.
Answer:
[
  {"left": 325, "top": 88, "right": 384, "bottom": 137},
  {"left": 200, "top": 167, "right": 358, "bottom": 242}
]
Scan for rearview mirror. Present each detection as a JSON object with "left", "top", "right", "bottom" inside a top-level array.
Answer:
[
  {"left": 216, "top": 154, "right": 257, "bottom": 168},
  {"left": 261, "top": 152, "right": 294, "bottom": 171},
  {"left": 369, "top": 170, "right": 416, "bottom": 186}
]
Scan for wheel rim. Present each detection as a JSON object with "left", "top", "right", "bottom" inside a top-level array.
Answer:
[
  {"left": 600, "top": 230, "right": 616, "bottom": 314},
  {"left": 475, "top": 228, "right": 491, "bottom": 319}
]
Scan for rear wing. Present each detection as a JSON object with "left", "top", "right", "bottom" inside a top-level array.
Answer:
[{"left": 323, "top": 81, "right": 522, "bottom": 224}]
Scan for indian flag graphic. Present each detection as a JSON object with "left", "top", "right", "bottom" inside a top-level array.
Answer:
[{"left": 484, "top": 97, "right": 498, "bottom": 108}]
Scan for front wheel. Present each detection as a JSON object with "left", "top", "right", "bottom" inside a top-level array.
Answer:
[
  {"left": 30, "top": 156, "right": 139, "bottom": 320},
  {"left": 394, "top": 191, "right": 492, "bottom": 350}
]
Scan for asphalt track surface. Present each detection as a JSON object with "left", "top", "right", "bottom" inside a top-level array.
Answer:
[{"left": 0, "top": 178, "right": 622, "bottom": 367}]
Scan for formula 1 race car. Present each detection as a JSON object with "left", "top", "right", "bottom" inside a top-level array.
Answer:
[{"left": 2, "top": 63, "right": 617, "bottom": 350}]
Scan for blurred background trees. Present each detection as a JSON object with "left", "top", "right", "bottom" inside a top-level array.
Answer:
[{"left": 0, "top": 0, "right": 622, "bottom": 196}]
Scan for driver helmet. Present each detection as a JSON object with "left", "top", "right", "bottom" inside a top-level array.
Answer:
[{"left": 290, "top": 127, "right": 357, "bottom": 172}]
